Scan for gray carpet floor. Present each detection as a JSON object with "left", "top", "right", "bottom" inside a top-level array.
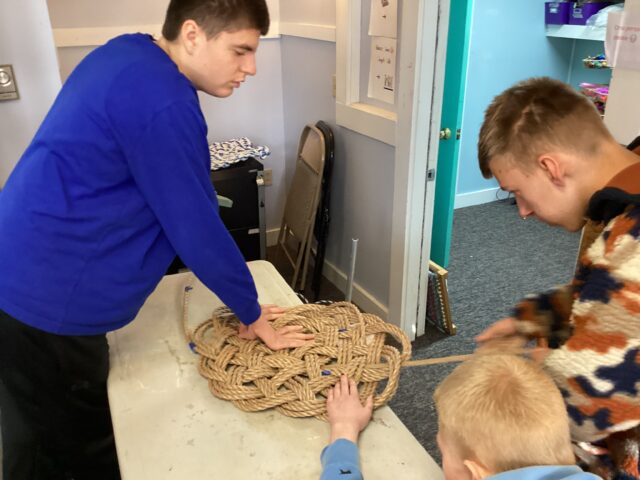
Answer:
[
  {"left": 0, "top": 199, "right": 580, "bottom": 475},
  {"left": 389, "top": 198, "right": 581, "bottom": 464}
]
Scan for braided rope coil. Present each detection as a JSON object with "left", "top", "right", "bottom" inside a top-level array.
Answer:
[{"left": 184, "top": 294, "right": 412, "bottom": 420}]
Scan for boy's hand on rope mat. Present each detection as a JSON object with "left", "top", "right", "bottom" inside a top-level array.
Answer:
[
  {"left": 238, "top": 305, "right": 315, "bottom": 350},
  {"left": 327, "top": 374, "right": 374, "bottom": 444}
]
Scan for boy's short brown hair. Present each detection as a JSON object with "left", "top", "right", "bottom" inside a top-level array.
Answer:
[
  {"left": 478, "top": 77, "right": 612, "bottom": 178},
  {"left": 434, "top": 354, "right": 574, "bottom": 473},
  {"left": 162, "top": 0, "right": 270, "bottom": 41}
]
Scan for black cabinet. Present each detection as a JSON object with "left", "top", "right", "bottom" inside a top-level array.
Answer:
[
  {"left": 210, "top": 157, "right": 266, "bottom": 261},
  {"left": 166, "top": 157, "right": 266, "bottom": 274}
]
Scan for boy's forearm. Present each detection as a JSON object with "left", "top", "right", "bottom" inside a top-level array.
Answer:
[{"left": 329, "top": 423, "right": 361, "bottom": 444}]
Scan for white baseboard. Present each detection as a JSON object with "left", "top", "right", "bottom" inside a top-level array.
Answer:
[
  {"left": 266, "top": 227, "right": 388, "bottom": 320},
  {"left": 454, "top": 187, "right": 501, "bottom": 209}
]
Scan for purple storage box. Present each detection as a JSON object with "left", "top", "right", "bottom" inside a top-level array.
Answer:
[
  {"left": 546, "top": 2, "right": 571, "bottom": 25},
  {"left": 569, "top": 2, "right": 611, "bottom": 25}
]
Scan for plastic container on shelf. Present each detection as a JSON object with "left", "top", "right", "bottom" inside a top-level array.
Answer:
[
  {"left": 569, "top": 2, "right": 612, "bottom": 26},
  {"left": 545, "top": 2, "right": 571, "bottom": 25},
  {"left": 586, "top": 3, "right": 625, "bottom": 28},
  {"left": 579, "top": 82, "right": 609, "bottom": 114},
  {"left": 582, "top": 54, "right": 610, "bottom": 69}
]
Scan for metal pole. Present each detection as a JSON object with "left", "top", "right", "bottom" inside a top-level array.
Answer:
[{"left": 346, "top": 238, "right": 359, "bottom": 302}]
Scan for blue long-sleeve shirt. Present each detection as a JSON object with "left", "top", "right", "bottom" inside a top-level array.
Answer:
[
  {"left": 319, "top": 440, "right": 602, "bottom": 480},
  {"left": 320, "top": 439, "right": 362, "bottom": 480},
  {"left": 0, "top": 34, "right": 260, "bottom": 335}
]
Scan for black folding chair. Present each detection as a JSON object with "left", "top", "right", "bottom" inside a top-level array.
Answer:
[{"left": 311, "top": 121, "right": 335, "bottom": 300}]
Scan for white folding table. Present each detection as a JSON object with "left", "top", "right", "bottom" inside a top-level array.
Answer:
[{"left": 107, "top": 260, "right": 443, "bottom": 479}]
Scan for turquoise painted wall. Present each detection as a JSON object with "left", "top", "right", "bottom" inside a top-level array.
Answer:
[{"left": 455, "top": 0, "right": 597, "bottom": 197}]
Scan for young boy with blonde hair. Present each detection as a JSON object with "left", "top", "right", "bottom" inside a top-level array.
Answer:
[
  {"left": 476, "top": 77, "right": 640, "bottom": 479},
  {"left": 321, "top": 356, "right": 600, "bottom": 479}
]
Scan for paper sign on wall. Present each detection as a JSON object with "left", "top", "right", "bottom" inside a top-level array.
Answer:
[
  {"left": 368, "top": 37, "right": 397, "bottom": 104},
  {"left": 369, "top": 0, "right": 398, "bottom": 39},
  {"left": 606, "top": 11, "right": 640, "bottom": 71}
]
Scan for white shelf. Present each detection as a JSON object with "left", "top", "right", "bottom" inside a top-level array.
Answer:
[{"left": 545, "top": 24, "right": 606, "bottom": 41}]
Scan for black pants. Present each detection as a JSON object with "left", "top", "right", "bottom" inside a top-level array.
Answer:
[{"left": 0, "top": 310, "right": 121, "bottom": 480}]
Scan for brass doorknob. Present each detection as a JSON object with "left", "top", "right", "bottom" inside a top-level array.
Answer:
[{"left": 439, "top": 127, "right": 452, "bottom": 140}]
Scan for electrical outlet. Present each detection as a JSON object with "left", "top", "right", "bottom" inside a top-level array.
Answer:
[
  {"left": 0, "top": 65, "right": 19, "bottom": 101},
  {"left": 263, "top": 169, "right": 273, "bottom": 186}
]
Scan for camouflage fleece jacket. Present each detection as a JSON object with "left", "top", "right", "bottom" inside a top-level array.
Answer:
[{"left": 514, "top": 161, "right": 640, "bottom": 443}]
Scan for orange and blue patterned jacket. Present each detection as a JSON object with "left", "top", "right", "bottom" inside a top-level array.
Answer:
[{"left": 514, "top": 161, "right": 640, "bottom": 442}]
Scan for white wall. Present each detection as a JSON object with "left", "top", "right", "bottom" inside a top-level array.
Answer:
[
  {"left": 47, "top": 0, "right": 168, "bottom": 27},
  {"left": 280, "top": 7, "right": 393, "bottom": 316},
  {"left": 47, "top": 0, "right": 286, "bottom": 232},
  {"left": 279, "top": 0, "right": 336, "bottom": 26},
  {"left": 0, "top": 1, "right": 61, "bottom": 186},
  {"left": 329, "top": 129, "right": 394, "bottom": 309},
  {"left": 199, "top": 39, "right": 286, "bottom": 231}
]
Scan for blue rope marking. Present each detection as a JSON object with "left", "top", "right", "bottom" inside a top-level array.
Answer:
[
  {"left": 188, "top": 342, "right": 197, "bottom": 354},
  {"left": 322, "top": 370, "right": 331, "bottom": 376}
]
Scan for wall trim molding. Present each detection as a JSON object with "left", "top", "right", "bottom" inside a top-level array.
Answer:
[
  {"left": 52, "top": 24, "right": 281, "bottom": 48},
  {"left": 52, "top": 21, "right": 339, "bottom": 48},
  {"left": 335, "top": 102, "right": 397, "bottom": 146},
  {"left": 279, "top": 22, "right": 336, "bottom": 42},
  {"left": 454, "top": 187, "right": 501, "bottom": 209}
]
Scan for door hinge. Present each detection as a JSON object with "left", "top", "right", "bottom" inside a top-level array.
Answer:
[{"left": 427, "top": 169, "right": 436, "bottom": 181}]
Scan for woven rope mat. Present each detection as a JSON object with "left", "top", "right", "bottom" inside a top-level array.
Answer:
[{"left": 183, "top": 287, "right": 412, "bottom": 420}]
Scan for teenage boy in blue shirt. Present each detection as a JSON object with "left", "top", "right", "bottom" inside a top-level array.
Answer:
[{"left": 0, "top": 1, "right": 312, "bottom": 479}]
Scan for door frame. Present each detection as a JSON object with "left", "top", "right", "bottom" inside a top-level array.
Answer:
[{"left": 388, "top": 0, "right": 451, "bottom": 338}]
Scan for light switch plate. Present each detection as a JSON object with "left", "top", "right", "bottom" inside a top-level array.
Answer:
[{"left": 0, "top": 65, "right": 19, "bottom": 101}]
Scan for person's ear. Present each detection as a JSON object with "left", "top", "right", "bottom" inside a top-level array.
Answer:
[
  {"left": 537, "top": 153, "right": 565, "bottom": 186},
  {"left": 463, "top": 459, "right": 492, "bottom": 480},
  {"left": 179, "top": 19, "right": 202, "bottom": 55}
]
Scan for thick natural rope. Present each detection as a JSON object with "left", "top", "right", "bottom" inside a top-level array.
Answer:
[
  {"left": 183, "top": 286, "right": 412, "bottom": 420},
  {"left": 181, "top": 285, "right": 527, "bottom": 420}
]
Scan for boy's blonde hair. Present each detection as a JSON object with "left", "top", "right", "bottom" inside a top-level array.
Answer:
[
  {"left": 433, "top": 354, "right": 574, "bottom": 473},
  {"left": 478, "top": 77, "right": 613, "bottom": 178}
]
